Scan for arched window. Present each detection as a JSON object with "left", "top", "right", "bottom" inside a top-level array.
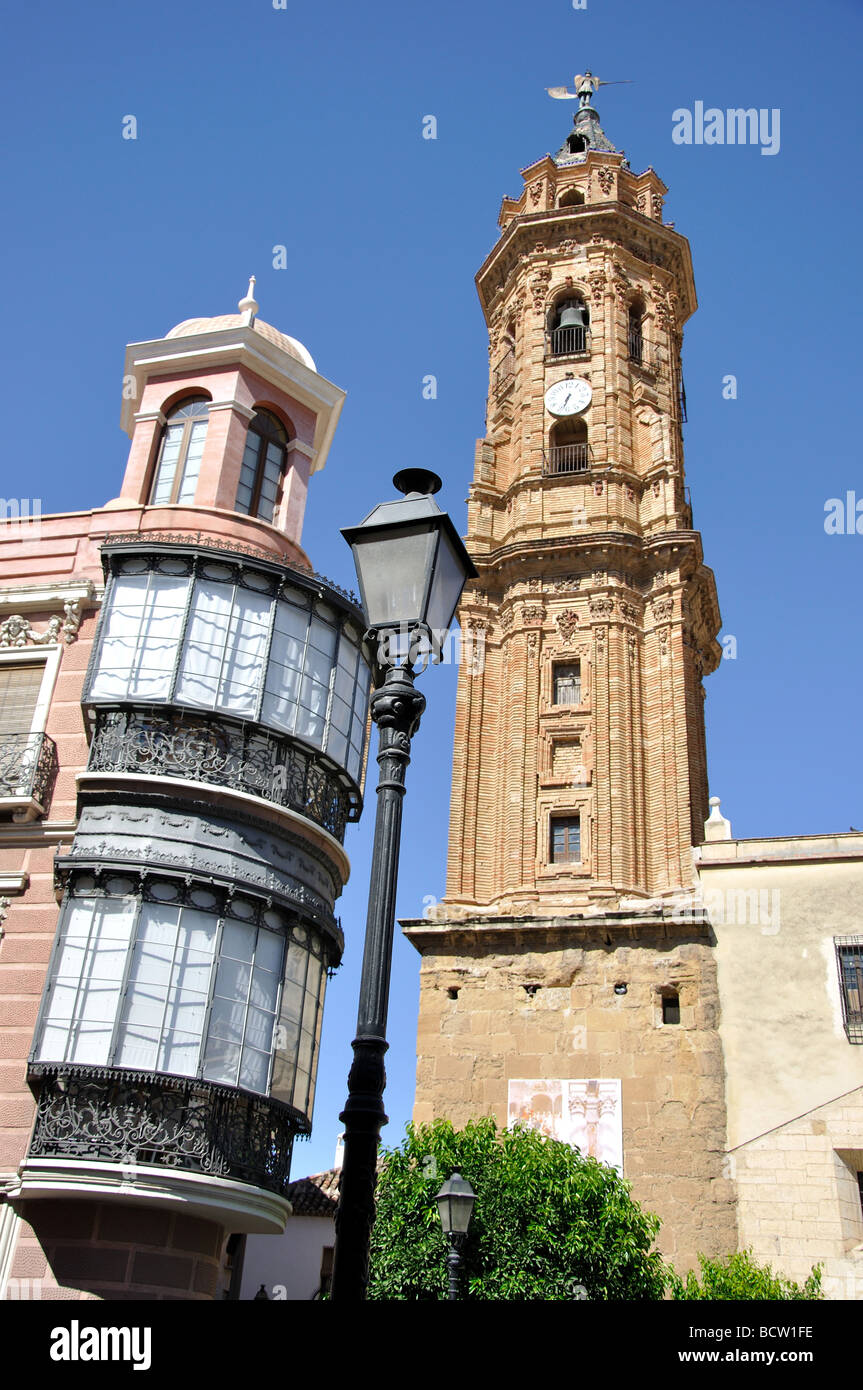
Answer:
[
  {"left": 547, "top": 417, "right": 589, "bottom": 475},
  {"left": 549, "top": 297, "right": 590, "bottom": 356},
  {"left": 149, "top": 396, "right": 210, "bottom": 505},
  {"left": 629, "top": 300, "right": 644, "bottom": 364},
  {"left": 236, "top": 410, "right": 289, "bottom": 523},
  {"left": 493, "top": 319, "right": 517, "bottom": 398},
  {"left": 558, "top": 187, "right": 585, "bottom": 209}
]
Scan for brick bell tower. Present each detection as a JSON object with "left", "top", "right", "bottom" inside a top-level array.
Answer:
[{"left": 402, "top": 75, "right": 737, "bottom": 1268}]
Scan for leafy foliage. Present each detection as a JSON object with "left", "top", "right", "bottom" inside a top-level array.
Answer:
[
  {"left": 367, "top": 1117, "right": 669, "bottom": 1301},
  {"left": 669, "top": 1250, "right": 823, "bottom": 1301}
]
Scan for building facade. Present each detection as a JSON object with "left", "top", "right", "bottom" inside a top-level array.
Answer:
[
  {"left": 0, "top": 283, "right": 370, "bottom": 1300},
  {"left": 403, "top": 91, "right": 863, "bottom": 1293}
]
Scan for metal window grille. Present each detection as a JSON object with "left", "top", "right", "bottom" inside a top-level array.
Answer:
[{"left": 835, "top": 938, "right": 863, "bottom": 1043}]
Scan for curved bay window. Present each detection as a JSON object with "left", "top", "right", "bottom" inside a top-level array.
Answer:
[
  {"left": 149, "top": 396, "right": 210, "bottom": 506},
  {"left": 86, "top": 550, "right": 370, "bottom": 786},
  {"left": 31, "top": 873, "right": 334, "bottom": 1120},
  {"left": 236, "top": 409, "right": 289, "bottom": 523},
  {"left": 549, "top": 297, "right": 590, "bottom": 357}
]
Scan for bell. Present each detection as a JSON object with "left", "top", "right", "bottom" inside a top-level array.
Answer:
[{"left": 557, "top": 301, "right": 588, "bottom": 330}]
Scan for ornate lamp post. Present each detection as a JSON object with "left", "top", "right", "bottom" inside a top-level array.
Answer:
[
  {"left": 330, "top": 469, "right": 477, "bottom": 1302},
  {"left": 435, "top": 1171, "right": 476, "bottom": 1300}
]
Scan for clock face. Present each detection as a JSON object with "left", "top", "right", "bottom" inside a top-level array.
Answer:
[{"left": 545, "top": 377, "right": 592, "bottom": 417}]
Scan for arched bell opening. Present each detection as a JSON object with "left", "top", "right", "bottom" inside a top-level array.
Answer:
[
  {"left": 547, "top": 416, "right": 590, "bottom": 475},
  {"left": 548, "top": 296, "right": 590, "bottom": 357}
]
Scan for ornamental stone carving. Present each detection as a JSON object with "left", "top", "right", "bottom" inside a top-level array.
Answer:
[
  {"left": 589, "top": 597, "right": 614, "bottom": 619},
  {"left": 552, "top": 575, "right": 581, "bottom": 592},
  {"left": 611, "top": 261, "right": 631, "bottom": 306},
  {"left": 588, "top": 269, "right": 607, "bottom": 304},
  {"left": 620, "top": 601, "right": 640, "bottom": 623},
  {"left": 652, "top": 598, "right": 674, "bottom": 622},
  {"left": 596, "top": 168, "right": 614, "bottom": 196},
  {"left": 523, "top": 606, "right": 544, "bottom": 626},
  {"left": 655, "top": 293, "right": 678, "bottom": 331},
  {"left": 556, "top": 610, "right": 579, "bottom": 642},
  {"left": 529, "top": 180, "right": 544, "bottom": 206},
  {"left": 526, "top": 632, "right": 539, "bottom": 660},
  {"left": 530, "top": 268, "right": 552, "bottom": 310},
  {"left": 0, "top": 600, "right": 82, "bottom": 648}
]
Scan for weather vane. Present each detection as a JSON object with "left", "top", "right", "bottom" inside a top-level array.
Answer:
[{"left": 547, "top": 71, "right": 633, "bottom": 108}]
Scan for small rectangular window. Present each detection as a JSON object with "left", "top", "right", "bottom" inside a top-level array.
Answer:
[
  {"left": 550, "top": 815, "right": 581, "bottom": 864},
  {"left": 836, "top": 938, "right": 863, "bottom": 1043},
  {"left": 662, "top": 993, "right": 680, "bottom": 1025},
  {"left": 0, "top": 663, "right": 45, "bottom": 736},
  {"left": 553, "top": 661, "right": 581, "bottom": 706}
]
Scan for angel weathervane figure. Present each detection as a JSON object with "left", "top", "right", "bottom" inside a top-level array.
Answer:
[{"left": 547, "top": 70, "right": 632, "bottom": 108}]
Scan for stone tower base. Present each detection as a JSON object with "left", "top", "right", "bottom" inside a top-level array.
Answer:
[{"left": 403, "top": 909, "right": 738, "bottom": 1271}]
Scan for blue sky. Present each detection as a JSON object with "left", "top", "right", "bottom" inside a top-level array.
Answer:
[{"left": 2, "top": 0, "right": 861, "bottom": 1180}]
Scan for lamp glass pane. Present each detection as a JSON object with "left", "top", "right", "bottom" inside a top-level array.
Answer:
[
  {"left": 424, "top": 527, "right": 469, "bottom": 637},
  {"left": 447, "top": 1192, "right": 475, "bottom": 1234},
  {"left": 351, "top": 525, "right": 436, "bottom": 628}
]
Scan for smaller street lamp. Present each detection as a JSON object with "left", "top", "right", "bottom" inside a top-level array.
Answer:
[{"left": 435, "top": 1171, "right": 476, "bottom": 1301}]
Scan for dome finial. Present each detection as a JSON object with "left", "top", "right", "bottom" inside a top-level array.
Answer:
[{"left": 238, "top": 275, "right": 259, "bottom": 325}]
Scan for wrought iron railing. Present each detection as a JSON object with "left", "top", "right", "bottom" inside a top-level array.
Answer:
[
  {"left": 493, "top": 349, "right": 515, "bottom": 398},
  {"left": 86, "top": 706, "right": 359, "bottom": 842},
  {"left": 547, "top": 326, "right": 590, "bottom": 357},
  {"left": 27, "top": 1063, "right": 304, "bottom": 1196},
  {"left": 678, "top": 374, "right": 688, "bottom": 423},
  {"left": 0, "top": 731, "right": 57, "bottom": 810},
  {"left": 543, "top": 444, "right": 593, "bottom": 476},
  {"left": 628, "top": 331, "right": 643, "bottom": 363}
]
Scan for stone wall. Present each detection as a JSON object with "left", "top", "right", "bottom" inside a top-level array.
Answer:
[{"left": 404, "top": 913, "right": 738, "bottom": 1270}]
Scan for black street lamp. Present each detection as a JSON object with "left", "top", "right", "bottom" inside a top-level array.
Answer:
[
  {"left": 435, "top": 1171, "right": 477, "bottom": 1300},
  {"left": 330, "top": 469, "right": 477, "bottom": 1302}
]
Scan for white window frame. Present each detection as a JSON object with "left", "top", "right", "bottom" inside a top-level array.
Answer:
[{"left": 0, "top": 646, "right": 62, "bottom": 817}]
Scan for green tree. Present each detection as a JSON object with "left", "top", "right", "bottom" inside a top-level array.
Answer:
[
  {"left": 367, "top": 1117, "right": 669, "bottom": 1301},
  {"left": 669, "top": 1250, "right": 823, "bottom": 1301}
]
